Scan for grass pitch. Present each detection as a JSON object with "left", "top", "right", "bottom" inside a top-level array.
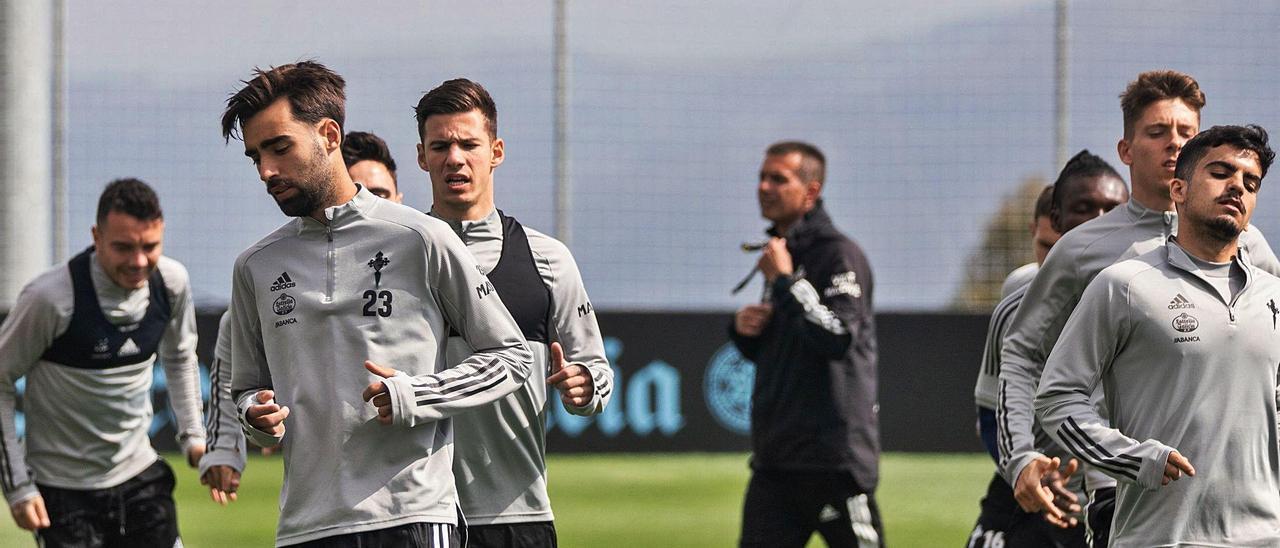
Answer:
[{"left": 0, "top": 452, "right": 991, "bottom": 546}]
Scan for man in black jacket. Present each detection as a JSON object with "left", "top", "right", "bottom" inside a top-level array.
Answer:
[{"left": 731, "top": 141, "right": 881, "bottom": 548}]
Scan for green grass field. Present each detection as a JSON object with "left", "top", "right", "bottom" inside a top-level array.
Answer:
[{"left": 0, "top": 452, "right": 992, "bottom": 547}]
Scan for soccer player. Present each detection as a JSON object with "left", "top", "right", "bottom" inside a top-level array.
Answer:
[
  {"left": 413, "top": 78, "right": 613, "bottom": 547},
  {"left": 969, "top": 152, "right": 1128, "bottom": 548},
  {"left": 1037, "top": 124, "right": 1280, "bottom": 546},
  {"left": 731, "top": 141, "right": 881, "bottom": 547},
  {"left": 221, "top": 61, "right": 533, "bottom": 547},
  {"left": 998, "top": 71, "right": 1280, "bottom": 545},
  {"left": 197, "top": 309, "right": 245, "bottom": 506},
  {"left": 0, "top": 178, "right": 206, "bottom": 546},
  {"left": 342, "top": 130, "right": 402, "bottom": 203}
]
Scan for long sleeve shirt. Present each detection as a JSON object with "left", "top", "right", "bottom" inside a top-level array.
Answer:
[
  {"left": 440, "top": 209, "right": 612, "bottom": 525},
  {"left": 198, "top": 310, "right": 246, "bottom": 478},
  {"left": 1036, "top": 241, "right": 1280, "bottom": 546},
  {"left": 997, "top": 199, "right": 1280, "bottom": 490},
  {"left": 0, "top": 254, "right": 203, "bottom": 506},
  {"left": 229, "top": 187, "right": 532, "bottom": 546}
]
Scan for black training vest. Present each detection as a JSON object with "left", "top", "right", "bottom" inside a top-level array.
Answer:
[
  {"left": 488, "top": 211, "right": 552, "bottom": 343},
  {"left": 450, "top": 212, "right": 552, "bottom": 343},
  {"left": 40, "top": 247, "right": 171, "bottom": 369}
]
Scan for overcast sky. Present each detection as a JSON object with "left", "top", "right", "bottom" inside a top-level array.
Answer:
[{"left": 57, "top": 1, "right": 1280, "bottom": 310}]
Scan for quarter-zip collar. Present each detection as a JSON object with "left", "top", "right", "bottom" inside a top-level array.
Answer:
[
  {"left": 296, "top": 184, "right": 379, "bottom": 235},
  {"left": 430, "top": 207, "right": 500, "bottom": 243},
  {"left": 1122, "top": 197, "right": 1177, "bottom": 231},
  {"left": 1166, "top": 236, "right": 1252, "bottom": 320}
]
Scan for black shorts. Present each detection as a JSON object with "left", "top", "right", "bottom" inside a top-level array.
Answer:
[
  {"left": 467, "top": 521, "right": 557, "bottom": 548},
  {"left": 1086, "top": 486, "right": 1115, "bottom": 548},
  {"left": 35, "top": 459, "right": 179, "bottom": 548},
  {"left": 294, "top": 522, "right": 460, "bottom": 548},
  {"left": 967, "top": 472, "right": 1087, "bottom": 548},
  {"left": 739, "top": 469, "right": 884, "bottom": 548}
]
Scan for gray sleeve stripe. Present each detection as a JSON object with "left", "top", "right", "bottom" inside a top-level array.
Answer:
[
  {"left": 411, "top": 362, "right": 506, "bottom": 394},
  {"left": 1065, "top": 417, "right": 1143, "bottom": 464},
  {"left": 416, "top": 372, "right": 509, "bottom": 406},
  {"left": 789, "top": 278, "right": 848, "bottom": 335},
  {"left": 983, "top": 294, "right": 1024, "bottom": 376},
  {"left": 206, "top": 357, "right": 224, "bottom": 450},
  {"left": 1056, "top": 418, "right": 1141, "bottom": 480},
  {"left": 1056, "top": 426, "right": 1138, "bottom": 481},
  {"left": 996, "top": 381, "right": 1013, "bottom": 467},
  {"left": 592, "top": 369, "right": 612, "bottom": 398}
]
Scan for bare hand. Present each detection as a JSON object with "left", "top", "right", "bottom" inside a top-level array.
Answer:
[
  {"left": 246, "top": 390, "right": 289, "bottom": 436},
  {"left": 757, "top": 237, "right": 793, "bottom": 283},
  {"left": 1163, "top": 450, "right": 1195, "bottom": 485},
  {"left": 1041, "top": 458, "right": 1082, "bottom": 527},
  {"left": 200, "top": 465, "right": 241, "bottom": 506},
  {"left": 1014, "top": 456, "right": 1078, "bottom": 527},
  {"left": 361, "top": 361, "right": 398, "bottom": 425},
  {"left": 734, "top": 303, "right": 774, "bottom": 337},
  {"left": 546, "top": 342, "right": 594, "bottom": 407},
  {"left": 10, "top": 496, "right": 49, "bottom": 531},
  {"left": 185, "top": 443, "right": 207, "bottom": 468}
]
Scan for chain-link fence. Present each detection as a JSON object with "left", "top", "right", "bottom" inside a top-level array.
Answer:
[{"left": 7, "top": 0, "right": 1280, "bottom": 311}]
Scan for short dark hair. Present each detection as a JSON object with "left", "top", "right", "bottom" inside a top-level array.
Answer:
[
  {"left": 765, "top": 141, "right": 826, "bottom": 184},
  {"left": 414, "top": 78, "right": 497, "bottom": 140},
  {"left": 96, "top": 178, "right": 162, "bottom": 225},
  {"left": 1033, "top": 184, "right": 1054, "bottom": 220},
  {"left": 221, "top": 60, "right": 346, "bottom": 142},
  {"left": 342, "top": 131, "right": 397, "bottom": 180},
  {"left": 1120, "top": 70, "right": 1205, "bottom": 139},
  {"left": 1050, "top": 149, "right": 1124, "bottom": 215},
  {"left": 1175, "top": 124, "right": 1274, "bottom": 182}
]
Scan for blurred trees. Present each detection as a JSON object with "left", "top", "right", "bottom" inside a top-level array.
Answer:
[{"left": 950, "top": 177, "right": 1046, "bottom": 312}]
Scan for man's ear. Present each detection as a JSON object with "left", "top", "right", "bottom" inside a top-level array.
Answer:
[
  {"left": 1117, "top": 137, "right": 1133, "bottom": 167},
  {"left": 319, "top": 119, "right": 342, "bottom": 153},
  {"left": 490, "top": 137, "right": 504, "bottom": 169},
  {"left": 417, "top": 142, "right": 429, "bottom": 172},
  {"left": 805, "top": 180, "right": 822, "bottom": 209},
  {"left": 1169, "top": 177, "right": 1188, "bottom": 204}
]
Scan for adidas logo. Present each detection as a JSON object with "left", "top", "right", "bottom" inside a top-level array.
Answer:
[
  {"left": 118, "top": 338, "right": 140, "bottom": 357},
  {"left": 1168, "top": 293, "right": 1195, "bottom": 310},
  {"left": 270, "top": 272, "right": 296, "bottom": 291},
  {"left": 817, "top": 504, "right": 840, "bottom": 523}
]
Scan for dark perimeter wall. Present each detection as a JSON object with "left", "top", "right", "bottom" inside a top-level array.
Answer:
[{"left": 2, "top": 310, "right": 989, "bottom": 453}]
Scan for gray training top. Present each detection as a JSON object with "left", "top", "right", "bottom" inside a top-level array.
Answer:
[
  {"left": 439, "top": 209, "right": 613, "bottom": 525},
  {"left": 0, "top": 254, "right": 204, "bottom": 506},
  {"left": 998, "top": 198, "right": 1280, "bottom": 489},
  {"left": 974, "top": 264, "right": 1037, "bottom": 411},
  {"left": 230, "top": 187, "right": 533, "bottom": 546},
  {"left": 198, "top": 310, "right": 247, "bottom": 478},
  {"left": 1036, "top": 240, "right": 1280, "bottom": 547}
]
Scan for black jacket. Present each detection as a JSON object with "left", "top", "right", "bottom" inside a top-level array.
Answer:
[{"left": 730, "top": 200, "right": 879, "bottom": 490}]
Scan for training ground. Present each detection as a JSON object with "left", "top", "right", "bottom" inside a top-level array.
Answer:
[{"left": 0, "top": 452, "right": 992, "bottom": 547}]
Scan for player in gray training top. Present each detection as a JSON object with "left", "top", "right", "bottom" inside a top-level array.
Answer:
[
  {"left": 1037, "top": 124, "right": 1280, "bottom": 546},
  {"left": 221, "top": 61, "right": 532, "bottom": 547},
  {"left": 974, "top": 184, "right": 1059, "bottom": 445},
  {"left": 197, "top": 310, "right": 246, "bottom": 506},
  {"left": 0, "top": 178, "right": 205, "bottom": 546},
  {"left": 412, "top": 78, "right": 613, "bottom": 547},
  {"left": 969, "top": 153, "right": 1128, "bottom": 548},
  {"left": 997, "top": 71, "right": 1280, "bottom": 537}
]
